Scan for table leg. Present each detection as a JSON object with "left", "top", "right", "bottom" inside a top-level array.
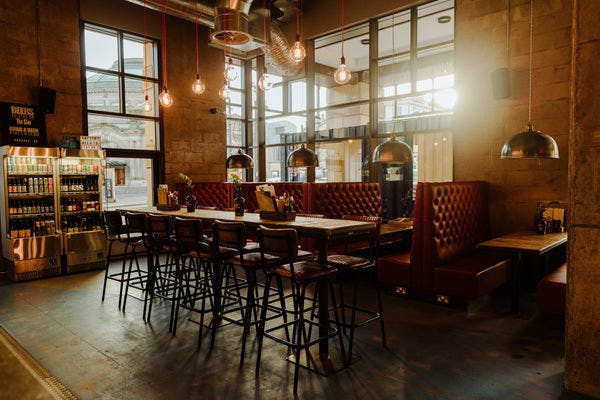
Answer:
[
  {"left": 317, "top": 235, "right": 329, "bottom": 357},
  {"left": 511, "top": 252, "right": 522, "bottom": 313}
]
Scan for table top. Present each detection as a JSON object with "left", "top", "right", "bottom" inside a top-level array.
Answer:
[
  {"left": 380, "top": 222, "right": 413, "bottom": 237},
  {"left": 478, "top": 231, "right": 568, "bottom": 254},
  {"left": 118, "top": 206, "right": 376, "bottom": 239}
]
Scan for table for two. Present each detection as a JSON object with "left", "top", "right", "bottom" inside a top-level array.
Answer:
[
  {"left": 478, "top": 231, "right": 568, "bottom": 313},
  {"left": 120, "top": 206, "right": 378, "bottom": 374}
]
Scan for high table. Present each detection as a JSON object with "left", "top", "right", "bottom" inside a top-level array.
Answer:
[
  {"left": 118, "top": 206, "right": 376, "bottom": 373},
  {"left": 478, "top": 231, "right": 568, "bottom": 313}
]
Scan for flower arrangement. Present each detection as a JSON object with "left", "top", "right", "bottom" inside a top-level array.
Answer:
[
  {"left": 229, "top": 171, "right": 242, "bottom": 190},
  {"left": 178, "top": 172, "right": 192, "bottom": 187}
]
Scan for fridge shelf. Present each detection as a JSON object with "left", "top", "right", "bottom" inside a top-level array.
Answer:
[
  {"left": 61, "top": 210, "right": 100, "bottom": 216},
  {"left": 8, "top": 193, "right": 54, "bottom": 198},
  {"left": 60, "top": 191, "right": 100, "bottom": 196},
  {"left": 9, "top": 212, "right": 55, "bottom": 219},
  {"left": 60, "top": 173, "right": 99, "bottom": 177},
  {"left": 7, "top": 172, "right": 54, "bottom": 177}
]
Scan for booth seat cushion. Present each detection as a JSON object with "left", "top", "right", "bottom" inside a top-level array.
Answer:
[
  {"left": 179, "top": 182, "right": 232, "bottom": 210},
  {"left": 377, "top": 251, "right": 412, "bottom": 287},
  {"left": 309, "top": 182, "right": 382, "bottom": 220},
  {"left": 536, "top": 263, "right": 567, "bottom": 315},
  {"left": 433, "top": 250, "right": 510, "bottom": 299}
]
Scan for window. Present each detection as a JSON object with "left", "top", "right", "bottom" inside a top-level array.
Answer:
[{"left": 82, "top": 23, "right": 161, "bottom": 209}]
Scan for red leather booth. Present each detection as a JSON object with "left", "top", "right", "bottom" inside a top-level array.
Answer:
[{"left": 536, "top": 263, "right": 567, "bottom": 315}]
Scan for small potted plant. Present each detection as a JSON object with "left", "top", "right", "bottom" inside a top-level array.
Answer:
[
  {"left": 229, "top": 172, "right": 244, "bottom": 216},
  {"left": 178, "top": 172, "right": 196, "bottom": 212}
]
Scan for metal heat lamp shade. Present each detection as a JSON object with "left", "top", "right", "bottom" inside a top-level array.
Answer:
[
  {"left": 226, "top": 149, "right": 254, "bottom": 169},
  {"left": 372, "top": 135, "right": 413, "bottom": 163},
  {"left": 287, "top": 144, "right": 319, "bottom": 168},
  {"left": 500, "top": 123, "right": 559, "bottom": 159}
]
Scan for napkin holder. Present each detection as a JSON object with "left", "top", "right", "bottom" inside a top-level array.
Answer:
[{"left": 259, "top": 210, "right": 296, "bottom": 221}]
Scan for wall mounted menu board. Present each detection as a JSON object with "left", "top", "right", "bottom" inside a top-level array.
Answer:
[{"left": 0, "top": 102, "right": 47, "bottom": 146}]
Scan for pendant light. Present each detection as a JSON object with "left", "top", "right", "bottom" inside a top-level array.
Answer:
[
  {"left": 226, "top": 148, "right": 254, "bottom": 169},
  {"left": 333, "top": 0, "right": 351, "bottom": 85},
  {"left": 223, "top": 0, "right": 238, "bottom": 83},
  {"left": 218, "top": 80, "right": 231, "bottom": 100},
  {"left": 372, "top": 10, "right": 412, "bottom": 164},
  {"left": 158, "top": 0, "right": 173, "bottom": 107},
  {"left": 288, "top": 0, "right": 306, "bottom": 63},
  {"left": 287, "top": 144, "right": 319, "bottom": 168},
  {"left": 501, "top": 0, "right": 558, "bottom": 159},
  {"left": 258, "top": 0, "right": 273, "bottom": 91},
  {"left": 191, "top": 12, "right": 206, "bottom": 95}
]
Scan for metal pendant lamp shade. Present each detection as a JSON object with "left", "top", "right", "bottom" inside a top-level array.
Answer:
[
  {"left": 501, "top": 0, "right": 559, "bottom": 160},
  {"left": 372, "top": 135, "right": 413, "bottom": 163},
  {"left": 287, "top": 144, "right": 319, "bottom": 168},
  {"left": 226, "top": 149, "right": 254, "bottom": 169},
  {"left": 501, "top": 123, "right": 559, "bottom": 159}
]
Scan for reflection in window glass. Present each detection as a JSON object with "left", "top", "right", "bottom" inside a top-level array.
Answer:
[
  {"left": 88, "top": 114, "right": 157, "bottom": 150},
  {"left": 104, "top": 157, "right": 154, "bottom": 210},
  {"left": 315, "top": 104, "right": 370, "bottom": 139},
  {"left": 315, "top": 140, "right": 364, "bottom": 182},
  {"left": 265, "top": 145, "right": 301, "bottom": 182},
  {"left": 227, "top": 119, "right": 245, "bottom": 147},
  {"left": 125, "top": 77, "right": 158, "bottom": 117},
  {"left": 266, "top": 115, "right": 307, "bottom": 145},
  {"left": 265, "top": 86, "right": 283, "bottom": 112},
  {"left": 289, "top": 80, "right": 306, "bottom": 112}
]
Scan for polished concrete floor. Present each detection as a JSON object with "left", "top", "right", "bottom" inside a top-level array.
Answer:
[{"left": 0, "top": 263, "right": 570, "bottom": 400}]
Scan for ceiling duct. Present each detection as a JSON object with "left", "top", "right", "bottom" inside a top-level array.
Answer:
[
  {"left": 209, "top": 0, "right": 254, "bottom": 45},
  {"left": 267, "top": 23, "right": 302, "bottom": 76}
]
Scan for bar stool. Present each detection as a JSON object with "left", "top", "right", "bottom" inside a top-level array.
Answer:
[
  {"left": 212, "top": 220, "right": 280, "bottom": 362},
  {"left": 327, "top": 215, "right": 386, "bottom": 361},
  {"left": 143, "top": 213, "right": 176, "bottom": 324},
  {"left": 121, "top": 211, "right": 148, "bottom": 313},
  {"left": 100, "top": 210, "right": 128, "bottom": 310},
  {"left": 255, "top": 225, "right": 346, "bottom": 394},
  {"left": 171, "top": 217, "right": 214, "bottom": 346}
]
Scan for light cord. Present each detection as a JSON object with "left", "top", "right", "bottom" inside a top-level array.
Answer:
[
  {"left": 528, "top": 0, "right": 533, "bottom": 124},
  {"left": 195, "top": 12, "right": 199, "bottom": 75},
  {"left": 263, "top": 0, "right": 267, "bottom": 68},
  {"left": 341, "top": 0, "right": 345, "bottom": 58},
  {"left": 143, "top": 0, "right": 148, "bottom": 94},
  {"left": 161, "top": 0, "right": 167, "bottom": 88}
]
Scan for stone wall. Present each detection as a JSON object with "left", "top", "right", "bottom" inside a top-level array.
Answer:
[
  {"left": 565, "top": 0, "right": 600, "bottom": 397},
  {"left": 0, "top": 0, "right": 227, "bottom": 186},
  {"left": 453, "top": 0, "right": 571, "bottom": 235}
]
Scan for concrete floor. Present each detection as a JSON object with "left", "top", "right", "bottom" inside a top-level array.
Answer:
[{"left": 0, "top": 263, "right": 569, "bottom": 400}]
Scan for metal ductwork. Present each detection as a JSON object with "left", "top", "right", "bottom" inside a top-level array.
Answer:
[
  {"left": 209, "top": 0, "right": 254, "bottom": 45},
  {"left": 126, "top": 0, "right": 301, "bottom": 76}
]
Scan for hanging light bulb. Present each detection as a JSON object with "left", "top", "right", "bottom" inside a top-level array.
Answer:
[
  {"left": 224, "top": 57, "right": 238, "bottom": 82},
  {"left": 142, "top": 95, "right": 152, "bottom": 112},
  {"left": 258, "top": 70, "right": 273, "bottom": 91},
  {"left": 218, "top": 82, "right": 230, "bottom": 99},
  {"left": 334, "top": 56, "right": 351, "bottom": 85},
  {"left": 192, "top": 73, "right": 206, "bottom": 94},
  {"left": 289, "top": 34, "right": 306, "bottom": 63},
  {"left": 159, "top": 86, "right": 173, "bottom": 107}
]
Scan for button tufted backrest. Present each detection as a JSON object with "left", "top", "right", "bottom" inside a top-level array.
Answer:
[
  {"left": 308, "top": 182, "right": 382, "bottom": 220},
  {"left": 420, "top": 181, "right": 489, "bottom": 290},
  {"left": 239, "top": 182, "right": 307, "bottom": 213},
  {"left": 178, "top": 182, "right": 233, "bottom": 210}
]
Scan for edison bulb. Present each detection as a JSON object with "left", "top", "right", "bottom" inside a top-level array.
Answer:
[
  {"left": 333, "top": 57, "right": 351, "bottom": 85},
  {"left": 192, "top": 75, "right": 206, "bottom": 94},
  {"left": 218, "top": 83, "right": 230, "bottom": 100},
  {"left": 158, "top": 87, "right": 173, "bottom": 107},
  {"left": 289, "top": 40, "right": 306, "bottom": 63},
  {"left": 258, "top": 73, "right": 273, "bottom": 91},
  {"left": 141, "top": 95, "right": 152, "bottom": 112},
  {"left": 224, "top": 61, "right": 238, "bottom": 82}
]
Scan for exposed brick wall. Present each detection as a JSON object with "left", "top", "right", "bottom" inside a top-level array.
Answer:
[
  {"left": 0, "top": 0, "right": 226, "bottom": 186},
  {"left": 453, "top": 0, "right": 571, "bottom": 235},
  {"left": 0, "top": 0, "right": 82, "bottom": 144}
]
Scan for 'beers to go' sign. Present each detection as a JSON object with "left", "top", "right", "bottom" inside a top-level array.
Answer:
[{"left": 0, "top": 102, "right": 47, "bottom": 147}]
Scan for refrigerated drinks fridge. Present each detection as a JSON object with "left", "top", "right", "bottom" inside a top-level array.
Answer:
[
  {"left": 58, "top": 148, "right": 107, "bottom": 274},
  {"left": 0, "top": 146, "right": 62, "bottom": 281},
  {"left": 0, "top": 145, "right": 108, "bottom": 281}
]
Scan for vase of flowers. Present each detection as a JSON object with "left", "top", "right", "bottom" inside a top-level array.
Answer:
[
  {"left": 178, "top": 172, "right": 196, "bottom": 212},
  {"left": 230, "top": 172, "right": 244, "bottom": 216}
]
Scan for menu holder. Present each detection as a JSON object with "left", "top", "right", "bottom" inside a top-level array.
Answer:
[{"left": 259, "top": 210, "right": 296, "bottom": 221}]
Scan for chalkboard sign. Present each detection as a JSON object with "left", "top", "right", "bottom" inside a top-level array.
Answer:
[{"left": 0, "top": 102, "right": 47, "bottom": 146}]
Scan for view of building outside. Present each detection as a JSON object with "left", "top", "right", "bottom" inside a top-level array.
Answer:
[{"left": 83, "top": 24, "right": 159, "bottom": 209}]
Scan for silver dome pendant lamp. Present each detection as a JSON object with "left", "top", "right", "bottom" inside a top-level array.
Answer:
[{"left": 501, "top": 0, "right": 558, "bottom": 159}]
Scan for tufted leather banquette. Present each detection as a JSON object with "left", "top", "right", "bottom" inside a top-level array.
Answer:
[
  {"left": 178, "top": 182, "right": 232, "bottom": 210},
  {"left": 378, "top": 181, "right": 510, "bottom": 301},
  {"left": 309, "top": 182, "right": 382, "bottom": 220}
]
